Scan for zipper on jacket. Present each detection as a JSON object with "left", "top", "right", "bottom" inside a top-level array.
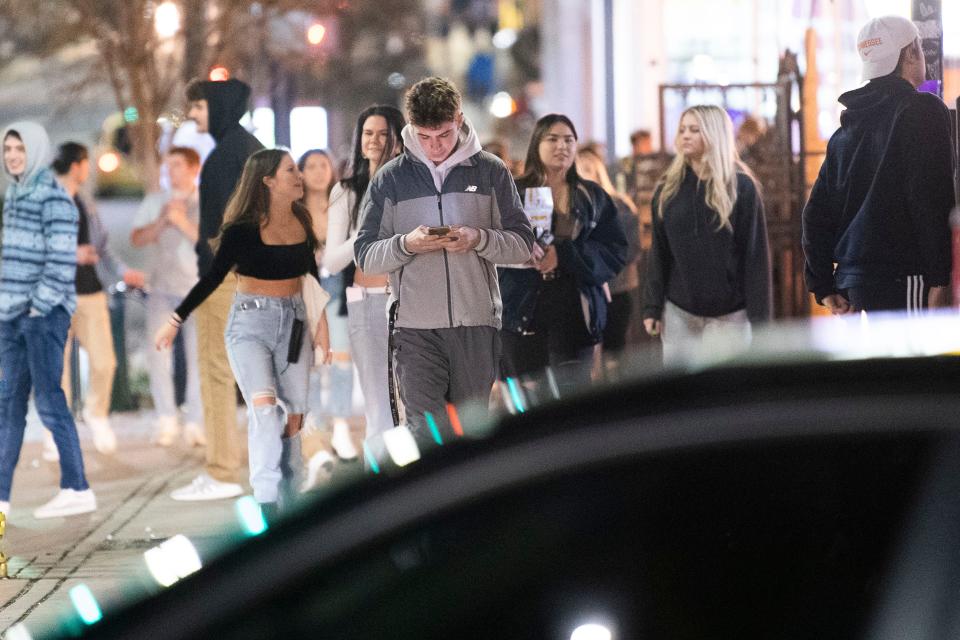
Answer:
[{"left": 438, "top": 194, "right": 454, "bottom": 327}]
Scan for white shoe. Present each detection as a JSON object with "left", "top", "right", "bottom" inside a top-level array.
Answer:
[
  {"left": 83, "top": 410, "right": 117, "bottom": 455},
  {"left": 154, "top": 416, "right": 180, "bottom": 447},
  {"left": 301, "top": 450, "right": 335, "bottom": 492},
  {"left": 33, "top": 489, "right": 97, "bottom": 519},
  {"left": 183, "top": 422, "right": 206, "bottom": 448},
  {"left": 331, "top": 420, "right": 358, "bottom": 461},
  {"left": 42, "top": 430, "right": 59, "bottom": 462},
  {"left": 170, "top": 473, "right": 243, "bottom": 502}
]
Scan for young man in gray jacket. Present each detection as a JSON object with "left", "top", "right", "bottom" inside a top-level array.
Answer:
[{"left": 355, "top": 77, "right": 534, "bottom": 447}]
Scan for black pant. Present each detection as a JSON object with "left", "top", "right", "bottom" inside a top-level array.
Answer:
[
  {"left": 501, "top": 274, "right": 594, "bottom": 395},
  {"left": 843, "top": 276, "right": 928, "bottom": 313},
  {"left": 602, "top": 291, "right": 633, "bottom": 353}
]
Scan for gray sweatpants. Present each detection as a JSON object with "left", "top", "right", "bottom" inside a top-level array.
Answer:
[{"left": 394, "top": 325, "right": 500, "bottom": 448}]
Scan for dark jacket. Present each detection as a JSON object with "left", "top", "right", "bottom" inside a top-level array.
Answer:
[
  {"left": 499, "top": 179, "right": 628, "bottom": 342},
  {"left": 196, "top": 79, "right": 264, "bottom": 276},
  {"left": 802, "top": 75, "right": 955, "bottom": 303},
  {"left": 642, "top": 170, "right": 771, "bottom": 323}
]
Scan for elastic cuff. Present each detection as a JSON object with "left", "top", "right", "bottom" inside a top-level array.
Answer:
[
  {"left": 475, "top": 228, "right": 490, "bottom": 253},
  {"left": 398, "top": 234, "right": 413, "bottom": 257}
]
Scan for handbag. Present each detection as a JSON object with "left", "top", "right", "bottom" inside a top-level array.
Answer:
[{"left": 301, "top": 275, "right": 331, "bottom": 342}]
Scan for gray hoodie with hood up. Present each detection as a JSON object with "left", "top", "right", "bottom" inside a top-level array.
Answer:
[
  {"left": 0, "top": 121, "right": 78, "bottom": 320},
  {"left": 355, "top": 117, "right": 534, "bottom": 330}
]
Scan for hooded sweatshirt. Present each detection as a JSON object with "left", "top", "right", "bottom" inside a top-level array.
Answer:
[
  {"left": 802, "top": 75, "right": 955, "bottom": 303},
  {"left": 354, "top": 116, "right": 534, "bottom": 330},
  {"left": 195, "top": 79, "right": 264, "bottom": 276},
  {"left": 0, "top": 121, "right": 78, "bottom": 320}
]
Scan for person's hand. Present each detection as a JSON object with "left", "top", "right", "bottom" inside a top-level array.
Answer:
[
  {"left": 927, "top": 285, "right": 950, "bottom": 309},
  {"left": 403, "top": 226, "right": 457, "bottom": 254},
  {"left": 822, "top": 293, "right": 852, "bottom": 315},
  {"left": 154, "top": 321, "right": 179, "bottom": 351},
  {"left": 165, "top": 199, "right": 189, "bottom": 229},
  {"left": 313, "top": 312, "right": 332, "bottom": 365},
  {"left": 535, "top": 245, "right": 558, "bottom": 275},
  {"left": 77, "top": 244, "right": 99, "bottom": 265},
  {"left": 644, "top": 318, "right": 662, "bottom": 337},
  {"left": 123, "top": 269, "right": 146, "bottom": 289},
  {"left": 443, "top": 225, "right": 481, "bottom": 254},
  {"left": 524, "top": 243, "right": 545, "bottom": 268}
]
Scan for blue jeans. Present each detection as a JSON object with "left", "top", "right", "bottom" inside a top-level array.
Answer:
[
  {"left": 0, "top": 306, "right": 89, "bottom": 501},
  {"left": 307, "top": 273, "right": 353, "bottom": 419},
  {"left": 346, "top": 289, "right": 393, "bottom": 457},
  {"left": 225, "top": 293, "right": 311, "bottom": 504}
]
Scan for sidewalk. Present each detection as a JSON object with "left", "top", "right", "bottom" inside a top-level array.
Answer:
[{"left": 0, "top": 410, "right": 363, "bottom": 634}]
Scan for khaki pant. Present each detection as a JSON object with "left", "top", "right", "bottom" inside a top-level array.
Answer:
[
  {"left": 61, "top": 292, "right": 117, "bottom": 418},
  {"left": 196, "top": 278, "right": 242, "bottom": 483}
]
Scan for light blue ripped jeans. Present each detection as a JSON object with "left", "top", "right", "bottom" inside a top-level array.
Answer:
[{"left": 225, "top": 293, "right": 312, "bottom": 504}]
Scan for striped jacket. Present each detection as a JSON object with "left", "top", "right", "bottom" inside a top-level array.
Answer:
[{"left": 0, "top": 167, "right": 78, "bottom": 320}]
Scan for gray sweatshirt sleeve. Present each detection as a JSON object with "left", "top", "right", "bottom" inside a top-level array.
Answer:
[
  {"left": 474, "top": 163, "right": 534, "bottom": 263},
  {"left": 354, "top": 174, "right": 416, "bottom": 275}
]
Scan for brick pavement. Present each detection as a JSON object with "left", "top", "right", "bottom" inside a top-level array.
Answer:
[{"left": 0, "top": 410, "right": 363, "bottom": 636}]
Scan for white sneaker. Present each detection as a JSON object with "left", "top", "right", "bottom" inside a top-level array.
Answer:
[
  {"left": 33, "top": 489, "right": 97, "bottom": 519},
  {"left": 154, "top": 416, "right": 180, "bottom": 447},
  {"left": 301, "top": 450, "right": 335, "bottom": 492},
  {"left": 170, "top": 473, "right": 243, "bottom": 502},
  {"left": 83, "top": 409, "right": 117, "bottom": 455},
  {"left": 183, "top": 422, "right": 206, "bottom": 448},
  {"left": 331, "top": 420, "right": 358, "bottom": 461},
  {"left": 42, "top": 430, "right": 59, "bottom": 462}
]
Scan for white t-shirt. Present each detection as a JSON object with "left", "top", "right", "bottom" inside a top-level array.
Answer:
[{"left": 132, "top": 189, "right": 200, "bottom": 297}]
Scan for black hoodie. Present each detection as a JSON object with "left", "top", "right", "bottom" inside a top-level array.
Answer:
[
  {"left": 802, "top": 75, "right": 955, "bottom": 304},
  {"left": 195, "top": 79, "right": 264, "bottom": 276}
]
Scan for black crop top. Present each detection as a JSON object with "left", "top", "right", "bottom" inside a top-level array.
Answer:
[{"left": 175, "top": 223, "right": 320, "bottom": 320}]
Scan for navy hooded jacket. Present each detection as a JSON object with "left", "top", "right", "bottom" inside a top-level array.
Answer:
[
  {"left": 195, "top": 79, "right": 264, "bottom": 276},
  {"left": 802, "top": 75, "right": 955, "bottom": 304}
]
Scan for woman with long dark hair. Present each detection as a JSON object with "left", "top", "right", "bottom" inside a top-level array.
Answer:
[
  {"left": 155, "top": 148, "right": 331, "bottom": 515},
  {"left": 297, "top": 149, "right": 357, "bottom": 468},
  {"left": 322, "top": 105, "right": 405, "bottom": 466},
  {"left": 642, "top": 105, "right": 771, "bottom": 364},
  {"left": 499, "top": 114, "right": 628, "bottom": 393}
]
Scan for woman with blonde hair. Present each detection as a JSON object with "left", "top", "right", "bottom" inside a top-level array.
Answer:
[
  {"left": 641, "top": 105, "right": 771, "bottom": 364},
  {"left": 576, "top": 147, "right": 642, "bottom": 372}
]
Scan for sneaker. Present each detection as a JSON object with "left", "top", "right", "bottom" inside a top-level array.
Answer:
[
  {"left": 301, "top": 450, "right": 335, "bottom": 492},
  {"left": 154, "top": 416, "right": 180, "bottom": 447},
  {"left": 83, "top": 409, "right": 117, "bottom": 455},
  {"left": 183, "top": 422, "right": 206, "bottom": 448},
  {"left": 170, "top": 473, "right": 243, "bottom": 502},
  {"left": 33, "top": 489, "right": 97, "bottom": 519},
  {"left": 331, "top": 419, "right": 358, "bottom": 461},
  {"left": 42, "top": 430, "right": 59, "bottom": 462}
]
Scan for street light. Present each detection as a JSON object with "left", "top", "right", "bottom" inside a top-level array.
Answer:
[
  {"left": 208, "top": 65, "right": 230, "bottom": 81},
  {"left": 307, "top": 22, "right": 326, "bottom": 46},
  {"left": 154, "top": 1, "right": 181, "bottom": 39}
]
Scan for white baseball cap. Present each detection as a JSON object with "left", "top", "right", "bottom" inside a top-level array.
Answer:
[{"left": 856, "top": 15, "right": 920, "bottom": 81}]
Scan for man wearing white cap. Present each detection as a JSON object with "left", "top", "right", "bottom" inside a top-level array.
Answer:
[{"left": 802, "top": 15, "right": 955, "bottom": 314}]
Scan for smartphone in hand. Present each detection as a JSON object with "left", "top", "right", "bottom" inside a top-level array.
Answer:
[{"left": 427, "top": 226, "right": 459, "bottom": 240}]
